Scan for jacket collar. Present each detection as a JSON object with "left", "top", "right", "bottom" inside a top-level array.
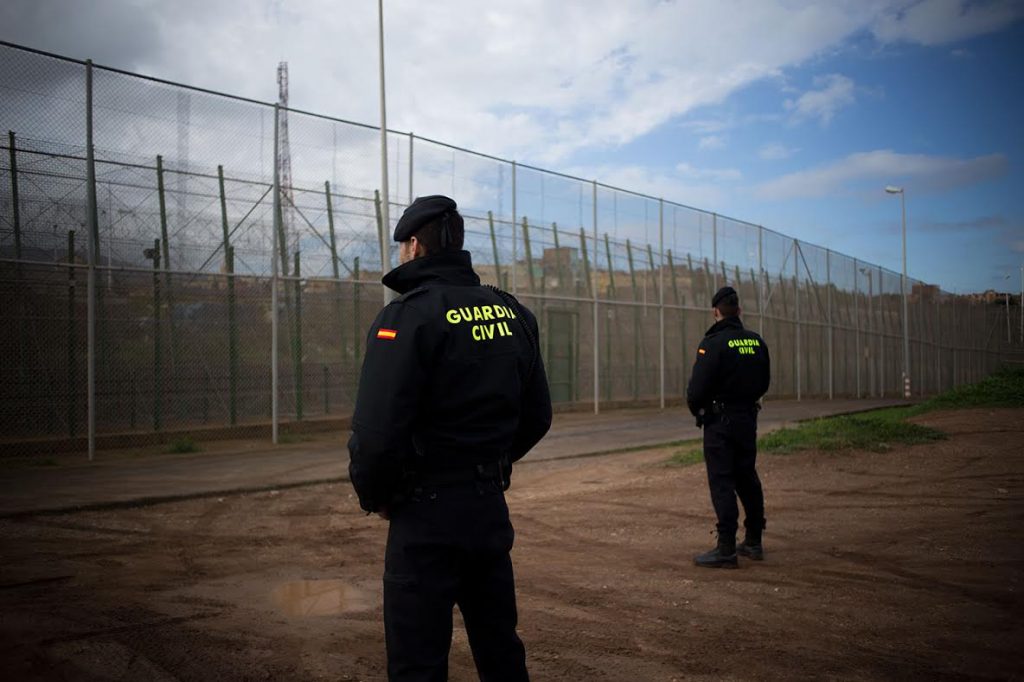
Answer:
[
  {"left": 704, "top": 316, "right": 744, "bottom": 336},
  {"left": 381, "top": 249, "right": 480, "bottom": 295}
]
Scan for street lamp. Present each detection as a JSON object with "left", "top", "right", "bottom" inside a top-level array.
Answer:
[{"left": 885, "top": 185, "right": 910, "bottom": 398}]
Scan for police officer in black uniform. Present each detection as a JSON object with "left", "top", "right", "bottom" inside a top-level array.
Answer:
[
  {"left": 348, "top": 195, "right": 552, "bottom": 681},
  {"left": 686, "top": 286, "right": 771, "bottom": 568}
]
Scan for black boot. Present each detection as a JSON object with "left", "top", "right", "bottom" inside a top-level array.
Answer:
[
  {"left": 694, "top": 532, "right": 738, "bottom": 569},
  {"left": 737, "top": 518, "right": 765, "bottom": 561}
]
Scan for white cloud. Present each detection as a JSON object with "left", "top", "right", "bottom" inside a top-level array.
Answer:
[
  {"left": 759, "top": 142, "right": 799, "bottom": 160},
  {"left": 785, "top": 74, "right": 856, "bottom": 125},
  {"left": 754, "top": 149, "right": 1008, "bottom": 199},
  {"left": 872, "top": 0, "right": 1024, "bottom": 46},
  {"left": 698, "top": 135, "right": 726, "bottom": 150},
  {"left": 676, "top": 162, "right": 742, "bottom": 182}
]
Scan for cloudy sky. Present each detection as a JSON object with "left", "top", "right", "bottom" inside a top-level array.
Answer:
[{"left": 2, "top": 0, "right": 1022, "bottom": 292}]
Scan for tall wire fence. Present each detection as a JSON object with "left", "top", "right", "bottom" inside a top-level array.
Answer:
[{"left": 1, "top": 41, "right": 1021, "bottom": 456}]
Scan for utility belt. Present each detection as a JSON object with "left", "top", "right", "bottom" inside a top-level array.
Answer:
[
  {"left": 411, "top": 456, "right": 511, "bottom": 491},
  {"left": 709, "top": 400, "right": 761, "bottom": 415}
]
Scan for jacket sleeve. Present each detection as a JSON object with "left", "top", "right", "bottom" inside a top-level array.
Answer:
[
  {"left": 686, "top": 338, "right": 718, "bottom": 416},
  {"left": 510, "top": 309, "right": 552, "bottom": 463},
  {"left": 347, "top": 302, "right": 431, "bottom": 512}
]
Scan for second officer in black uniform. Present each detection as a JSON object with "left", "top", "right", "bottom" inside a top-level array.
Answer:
[
  {"left": 348, "top": 195, "right": 552, "bottom": 681},
  {"left": 686, "top": 286, "right": 771, "bottom": 568}
]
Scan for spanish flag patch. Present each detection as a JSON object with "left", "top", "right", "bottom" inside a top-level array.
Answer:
[
  {"left": 698, "top": 348, "right": 706, "bottom": 355},
  {"left": 376, "top": 328, "right": 398, "bottom": 341}
]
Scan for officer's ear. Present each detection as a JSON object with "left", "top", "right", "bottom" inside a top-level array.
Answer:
[{"left": 412, "top": 235, "right": 429, "bottom": 259}]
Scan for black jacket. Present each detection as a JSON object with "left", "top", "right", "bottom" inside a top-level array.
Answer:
[
  {"left": 686, "top": 316, "right": 771, "bottom": 416},
  {"left": 347, "top": 250, "right": 552, "bottom": 512}
]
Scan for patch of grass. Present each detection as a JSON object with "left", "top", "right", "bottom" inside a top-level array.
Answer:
[
  {"left": 166, "top": 436, "right": 201, "bottom": 454},
  {"left": 760, "top": 414, "right": 945, "bottom": 455},
  {"left": 667, "top": 446, "right": 704, "bottom": 467},
  {"left": 914, "top": 365, "right": 1024, "bottom": 412}
]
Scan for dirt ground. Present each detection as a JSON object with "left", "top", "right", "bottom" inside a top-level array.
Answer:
[{"left": 1, "top": 408, "right": 1022, "bottom": 681}]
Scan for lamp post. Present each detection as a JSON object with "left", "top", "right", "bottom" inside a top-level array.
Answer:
[{"left": 885, "top": 185, "right": 910, "bottom": 399}]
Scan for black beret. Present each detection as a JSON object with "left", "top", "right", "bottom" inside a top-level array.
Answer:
[
  {"left": 393, "top": 195, "right": 458, "bottom": 242},
  {"left": 712, "top": 286, "right": 738, "bottom": 308}
]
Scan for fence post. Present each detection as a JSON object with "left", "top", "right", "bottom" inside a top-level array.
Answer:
[
  {"left": 152, "top": 238, "right": 162, "bottom": 431},
  {"left": 511, "top": 162, "right": 518, "bottom": 295},
  {"left": 227, "top": 245, "right": 238, "bottom": 425},
  {"left": 592, "top": 180, "right": 599, "bottom": 414},
  {"left": 854, "top": 257, "right": 861, "bottom": 398},
  {"left": 794, "top": 240, "right": 801, "bottom": 401},
  {"left": 712, "top": 213, "right": 718, "bottom": 292},
  {"left": 7, "top": 131, "right": 21, "bottom": 262},
  {"left": 488, "top": 211, "right": 502, "bottom": 285},
  {"left": 353, "top": 256, "right": 362, "bottom": 373},
  {"left": 878, "top": 265, "right": 885, "bottom": 397},
  {"left": 293, "top": 250, "right": 303, "bottom": 421},
  {"left": 521, "top": 217, "right": 535, "bottom": 293},
  {"left": 626, "top": 240, "right": 640, "bottom": 399},
  {"left": 68, "top": 230, "right": 77, "bottom": 438},
  {"left": 271, "top": 104, "right": 281, "bottom": 444},
  {"left": 324, "top": 181, "right": 345, "bottom": 406},
  {"left": 826, "top": 248, "right": 833, "bottom": 400},
  {"left": 85, "top": 60, "right": 98, "bottom": 461},
  {"left": 408, "top": 132, "right": 414, "bottom": 204},
  {"left": 658, "top": 199, "right": 665, "bottom": 409}
]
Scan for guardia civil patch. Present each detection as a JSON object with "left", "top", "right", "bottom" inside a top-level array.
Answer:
[{"left": 376, "top": 328, "right": 397, "bottom": 341}]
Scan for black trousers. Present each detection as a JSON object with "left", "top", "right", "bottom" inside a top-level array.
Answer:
[
  {"left": 383, "top": 482, "right": 528, "bottom": 682},
  {"left": 702, "top": 410, "right": 765, "bottom": 536}
]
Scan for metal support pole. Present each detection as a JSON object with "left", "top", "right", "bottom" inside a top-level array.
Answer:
[
  {"left": 68, "top": 230, "right": 77, "bottom": 438},
  {"left": 271, "top": 104, "right": 281, "bottom": 444},
  {"left": 227, "top": 245, "right": 238, "bottom": 425},
  {"left": 658, "top": 199, "right": 665, "bottom": 409},
  {"left": 521, "top": 217, "right": 535, "bottom": 292},
  {"left": 900, "top": 191, "right": 910, "bottom": 398},
  {"left": 551, "top": 222, "right": 564, "bottom": 292},
  {"left": 377, "top": 0, "right": 392, "bottom": 304},
  {"left": 712, "top": 213, "right": 718, "bottom": 291},
  {"left": 8, "top": 131, "right": 21, "bottom": 261},
  {"left": 854, "top": 258, "right": 861, "bottom": 398},
  {"left": 512, "top": 162, "right": 518, "bottom": 295},
  {"left": 85, "top": 60, "right": 97, "bottom": 461},
  {"left": 408, "top": 132, "right": 414, "bottom": 205},
  {"left": 794, "top": 240, "right": 801, "bottom": 401},
  {"left": 152, "top": 238, "right": 162, "bottom": 431},
  {"left": 826, "top": 249, "right": 833, "bottom": 400},
  {"left": 878, "top": 264, "right": 884, "bottom": 397},
  {"left": 757, "top": 227, "right": 764, "bottom": 337},
  {"left": 626, "top": 240, "right": 639, "bottom": 399},
  {"left": 488, "top": 211, "right": 501, "bottom": 285},
  {"left": 294, "top": 250, "right": 303, "bottom": 421},
  {"left": 579, "top": 228, "right": 592, "bottom": 298},
  {"left": 592, "top": 180, "right": 599, "bottom": 414}
]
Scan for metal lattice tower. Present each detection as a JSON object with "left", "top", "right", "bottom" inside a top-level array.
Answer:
[{"left": 277, "top": 61, "right": 294, "bottom": 269}]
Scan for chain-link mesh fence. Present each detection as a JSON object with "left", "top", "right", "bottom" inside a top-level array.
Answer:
[{"left": 2, "top": 41, "right": 1021, "bottom": 456}]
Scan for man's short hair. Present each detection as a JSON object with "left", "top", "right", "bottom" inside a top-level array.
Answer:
[
  {"left": 711, "top": 285, "right": 739, "bottom": 317},
  {"left": 715, "top": 292, "right": 739, "bottom": 317},
  {"left": 414, "top": 211, "right": 465, "bottom": 254}
]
